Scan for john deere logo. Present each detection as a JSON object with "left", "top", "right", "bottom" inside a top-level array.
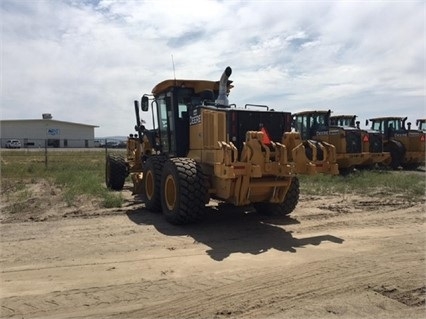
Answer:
[{"left": 47, "top": 128, "right": 60, "bottom": 136}]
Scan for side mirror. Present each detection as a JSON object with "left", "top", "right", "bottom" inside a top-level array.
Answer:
[
  {"left": 141, "top": 95, "right": 149, "bottom": 112},
  {"left": 407, "top": 122, "right": 411, "bottom": 131},
  {"left": 365, "top": 119, "right": 369, "bottom": 126},
  {"left": 356, "top": 121, "right": 360, "bottom": 129}
]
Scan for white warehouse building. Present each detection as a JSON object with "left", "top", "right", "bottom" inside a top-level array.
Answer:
[{"left": 1, "top": 114, "right": 99, "bottom": 148}]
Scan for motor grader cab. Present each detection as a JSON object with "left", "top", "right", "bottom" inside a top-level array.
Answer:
[
  {"left": 366, "top": 117, "right": 425, "bottom": 169},
  {"left": 293, "top": 110, "right": 375, "bottom": 171},
  {"left": 330, "top": 115, "right": 390, "bottom": 167},
  {"left": 106, "top": 67, "right": 337, "bottom": 224}
]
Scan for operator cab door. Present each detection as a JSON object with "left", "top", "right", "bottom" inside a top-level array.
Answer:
[
  {"left": 174, "top": 88, "right": 191, "bottom": 157},
  {"left": 294, "top": 114, "right": 311, "bottom": 140},
  {"left": 156, "top": 93, "right": 175, "bottom": 155},
  {"left": 155, "top": 88, "right": 190, "bottom": 157}
]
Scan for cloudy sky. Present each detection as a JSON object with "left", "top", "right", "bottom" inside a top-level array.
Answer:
[{"left": 1, "top": 0, "right": 425, "bottom": 137}]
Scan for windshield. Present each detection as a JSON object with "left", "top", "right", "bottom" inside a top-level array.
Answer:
[
  {"left": 372, "top": 119, "right": 403, "bottom": 134},
  {"left": 386, "top": 119, "right": 402, "bottom": 131},
  {"left": 372, "top": 121, "right": 382, "bottom": 131},
  {"left": 294, "top": 112, "right": 329, "bottom": 139},
  {"left": 310, "top": 113, "right": 328, "bottom": 131},
  {"left": 338, "top": 118, "right": 354, "bottom": 127}
]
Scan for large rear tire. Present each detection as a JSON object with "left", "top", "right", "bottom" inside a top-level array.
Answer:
[
  {"left": 386, "top": 140, "right": 405, "bottom": 170},
  {"left": 254, "top": 177, "right": 300, "bottom": 216},
  {"left": 161, "top": 158, "right": 207, "bottom": 224},
  {"left": 105, "top": 154, "right": 127, "bottom": 191},
  {"left": 142, "top": 156, "right": 166, "bottom": 212}
]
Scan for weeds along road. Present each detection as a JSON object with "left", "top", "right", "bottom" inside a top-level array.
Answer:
[{"left": 0, "top": 184, "right": 425, "bottom": 319}]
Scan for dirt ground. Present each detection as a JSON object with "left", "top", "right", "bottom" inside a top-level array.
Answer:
[{"left": 0, "top": 178, "right": 425, "bottom": 319}]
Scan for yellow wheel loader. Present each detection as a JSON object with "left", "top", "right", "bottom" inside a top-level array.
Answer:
[
  {"left": 293, "top": 110, "right": 378, "bottom": 173},
  {"left": 106, "top": 67, "right": 337, "bottom": 224},
  {"left": 366, "top": 117, "right": 425, "bottom": 170},
  {"left": 330, "top": 115, "right": 390, "bottom": 168}
]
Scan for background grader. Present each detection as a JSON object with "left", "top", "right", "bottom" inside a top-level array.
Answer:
[{"left": 106, "top": 67, "right": 337, "bottom": 224}]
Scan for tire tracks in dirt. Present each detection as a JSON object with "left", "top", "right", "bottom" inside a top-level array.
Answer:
[{"left": 1, "top": 195, "right": 424, "bottom": 319}]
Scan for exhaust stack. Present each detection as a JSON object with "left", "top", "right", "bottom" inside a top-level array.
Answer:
[{"left": 215, "top": 66, "right": 232, "bottom": 106}]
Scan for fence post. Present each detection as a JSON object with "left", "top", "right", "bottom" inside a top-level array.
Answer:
[{"left": 45, "top": 140, "right": 48, "bottom": 169}]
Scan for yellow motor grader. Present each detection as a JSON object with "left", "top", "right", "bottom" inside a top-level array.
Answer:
[
  {"left": 106, "top": 67, "right": 338, "bottom": 224},
  {"left": 366, "top": 117, "right": 425, "bottom": 169}
]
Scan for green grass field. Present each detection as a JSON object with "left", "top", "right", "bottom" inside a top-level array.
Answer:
[
  {"left": 1, "top": 150, "right": 126, "bottom": 208},
  {"left": 299, "top": 170, "right": 425, "bottom": 200},
  {"left": 1, "top": 150, "right": 424, "bottom": 210}
]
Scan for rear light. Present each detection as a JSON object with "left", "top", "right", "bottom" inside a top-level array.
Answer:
[
  {"left": 421, "top": 134, "right": 425, "bottom": 142},
  {"left": 363, "top": 135, "right": 369, "bottom": 142}
]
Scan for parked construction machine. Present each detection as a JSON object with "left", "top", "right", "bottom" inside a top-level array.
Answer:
[
  {"left": 106, "top": 67, "right": 338, "bottom": 224},
  {"left": 293, "top": 110, "right": 382, "bottom": 172},
  {"left": 330, "top": 115, "right": 390, "bottom": 167},
  {"left": 366, "top": 117, "right": 425, "bottom": 169}
]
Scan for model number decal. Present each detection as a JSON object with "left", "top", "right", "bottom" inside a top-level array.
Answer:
[
  {"left": 315, "top": 131, "right": 329, "bottom": 136},
  {"left": 190, "top": 114, "right": 202, "bottom": 125},
  {"left": 329, "top": 129, "right": 340, "bottom": 135}
]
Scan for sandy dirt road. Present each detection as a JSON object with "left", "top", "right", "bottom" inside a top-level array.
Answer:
[{"left": 0, "top": 183, "right": 425, "bottom": 319}]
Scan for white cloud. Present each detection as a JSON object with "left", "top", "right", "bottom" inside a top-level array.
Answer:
[{"left": 1, "top": 0, "right": 424, "bottom": 136}]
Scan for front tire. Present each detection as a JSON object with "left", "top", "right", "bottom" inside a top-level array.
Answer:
[
  {"left": 142, "top": 156, "right": 166, "bottom": 212},
  {"left": 105, "top": 154, "right": 127, "bottom": 191},
  {"left": 386, "top": 140, "right": 405, "bottom": 170},
  {"left": 254, "top": 177, "right": 300, "bottom": 216},
  {"left": 161, "top": 158, "right": 207, "bottom": 224}
]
